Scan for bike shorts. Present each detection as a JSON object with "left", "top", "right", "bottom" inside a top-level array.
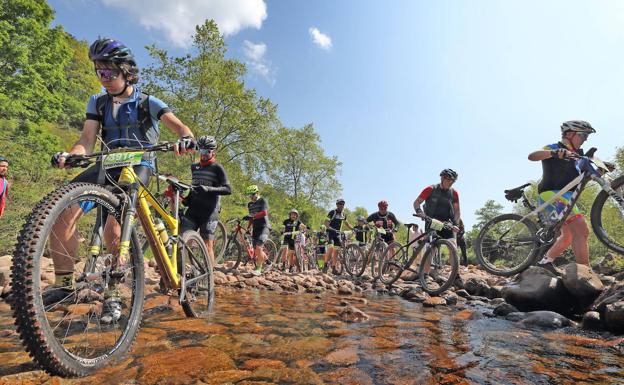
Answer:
[
  {"left": 180, "top": 212, "right": 219, "bottom": 241},
  {"left": 538, "top": 190, "right": 583, "bottom": 224},
  {"left": 252, "top": 226, "right": 270, "bottom": 247},
  {"left": 282, "top": 238, "right": 295, "bottom": 250},
  {"left": 328, "top": 231, "right": 342, "bottom": 247},
  {"left": 381, "top": 232, "right": 395, "bottom": 244},
  {"left": 71, "top": 165, "right": 152, "bottom": 214}
]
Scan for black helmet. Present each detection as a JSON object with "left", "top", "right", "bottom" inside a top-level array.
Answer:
[
  {"left": 89, "top": 38, "right": 136, "bottom": 66},
  {"left": 197, "top": 135, "right": 217, "bottom": 150},
  {"left": 440, "top": 168, "right": 458, "bottom": 180},
  {"left": 561, "top": 120, "right": 596, "bottom": 134}
]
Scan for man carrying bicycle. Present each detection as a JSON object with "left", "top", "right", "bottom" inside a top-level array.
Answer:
[
  {"left": 367, "top": 200, "right": 400, "bottom": 243},
  {"left": 413, "top": 169, "right": 461, "bottom": 238},
  {"left": 244, "top": 185, "right": 270, "bottom": 275},
  {"left": 179, "top": 136, "right": 231, "bottom": 267},
  {"left": 279, "top": 209, "right": 304, "bottom": 272},
  {"left": 48, "top": 38, "right": 195, "bottom": 322},
  {"left": 324, "top": 198, "right": 353, "bottom": 274},
  {"left": 528, "top": 120, "right": 595, "bottom": 272}
]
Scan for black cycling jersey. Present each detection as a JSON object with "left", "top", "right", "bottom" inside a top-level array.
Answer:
[
  {"left": 538, "top": 142, "right": 584, "bottom": 193},
  {"left": 185, "top": 162, "right": 231, "bottom": 217},
  {"left": 248, "top": 197, "right": 269, "bottom": 230},
  {"left": 367, "top": 211, "right": 399, "bottom": 229},
  {"left": 354, "top": 225, "right": 369, "bottom": 243},
  {"left": 282, "top": 219, "right": 302, "bottom": 241},
  {"left": 327, "top": 209, "right": 347, "bottom": 231},
  {"left": 316, "top": 231, "right": 329, "bottom": 245}
]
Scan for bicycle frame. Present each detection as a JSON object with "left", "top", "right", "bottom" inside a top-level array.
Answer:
[{"left": 118, "top": 166, "right": 182, "bottom": 289}]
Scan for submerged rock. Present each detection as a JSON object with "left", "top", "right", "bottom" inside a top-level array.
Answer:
[
  {"left": 337, "top": 305, "right": 370, "bottom": 323},
  {"left": 502, "top": 266, "right": 574, "bottom": 314},
  {"left": 518, "top": 310, "right": 572, "bottom": 329}
]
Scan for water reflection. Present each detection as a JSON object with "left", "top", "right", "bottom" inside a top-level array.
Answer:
[{"left": 0, "top": 288, "right": 623, "bottom": 384}]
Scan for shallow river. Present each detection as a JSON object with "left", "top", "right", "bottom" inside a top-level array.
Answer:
[{"left": 1, "top": 288, "right": 623, "bottom": 384}]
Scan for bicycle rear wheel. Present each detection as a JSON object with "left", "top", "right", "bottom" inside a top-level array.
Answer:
[
  {"left": 11, "top": 183, "right": 144, "bottom": 377},
  {"left": 179, "top": 230, "right": 214, "bottom": 318},
  {"left": 295, "top": 244, "right": 307, "bottom": 272},
  {"left": 378, "top": 242, "right": 408, "bottom": 285},
  {"left": 474, "top": 213, "right": 540, "bottom": 276},
  {"left": 418, "top": 239, "right": 459, "bottom": 296},
  {"left": 262, "top": 239, "right": 278, "bottom": 269},
  {"left": 591, "top": 175, "right": 624, "bottom": 254},
  {"left": 343, "top": 244, "right": 366, "bottom": 277},
  {"left": 369, "top": 242, "right": 387, "bottom": 280}
]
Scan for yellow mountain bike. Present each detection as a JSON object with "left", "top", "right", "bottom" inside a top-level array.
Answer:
[{"left": 11, "top": 142, "right": 214, "bottom": 377}]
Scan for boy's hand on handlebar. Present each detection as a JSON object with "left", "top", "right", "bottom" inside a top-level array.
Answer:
[{"left": 51, "top": 152, "right": 70, "bottom": 168}]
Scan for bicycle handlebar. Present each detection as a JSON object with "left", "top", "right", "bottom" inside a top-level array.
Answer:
[{"left": 63, "top": 142, "right": 177, "bottom": 168}]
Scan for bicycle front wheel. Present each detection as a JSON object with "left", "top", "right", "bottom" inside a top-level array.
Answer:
[
  {"left": 343, "top": 244, "right": 366, "bottom": 277},
  {"left": 369, "top": 242, "right": 387, "bottom": 280},
  {"left": 378, "top": 242, "right": 408, "bottom": 285},
  {"left": 262, "top": 239, "right": 278, "bottom": 269},
  {"left": 212, "top": 221, "right": 228, "bottom": 263},
  {"left": 179, "top": 230, "right": 215, "bottom": 318},
  {"left": 11, "top": 183, "right": 145, "bottom": 377},
  {"left": 221, "top": 237, "right": 242, "bottom": 271},
  {"left": 474, "top": 213, "right": 540, "bottom": 276},
  {"left": 591, "top": 175, "right": 624, "bottom": 254},
  {"left": 418, "top": 239, "right": 459, "bottom": 296}
]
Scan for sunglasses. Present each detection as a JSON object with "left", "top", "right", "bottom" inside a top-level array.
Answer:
[
  {"left": 576, "top": 132, "right": 590, "bottom": 140},
  {"left": 95, "top": 68, "right": 121, "bottom": 81},
  {"left": 199, "top": 148, "right": 215, "bottom": 154}
]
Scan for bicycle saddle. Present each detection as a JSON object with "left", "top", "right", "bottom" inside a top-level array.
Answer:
[{"left": 504, "top": 183, "right": 531, "bottom": 202}]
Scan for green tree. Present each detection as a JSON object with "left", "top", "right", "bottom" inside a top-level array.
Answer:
[
  {"left": 267, "top": 124, "right": 342, "bottom": 208},
  {"left": 0, "top": 0, "right": 72, "bottom": 123}
]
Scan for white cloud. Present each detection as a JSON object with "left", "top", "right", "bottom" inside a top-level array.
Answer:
[
  {"left": 308, "top": 27, "right": 332, "bottom": 50},
  {"left": 101, "top": 0, "right": 267, "bottom": 47},
  {"left": 242, "top": 40, "right": 266, "bottom": 62},
  {"left": 242, "top": 40, "right": 275, "bottom": 85}
]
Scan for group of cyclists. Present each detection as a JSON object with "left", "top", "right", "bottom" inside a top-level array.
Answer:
[{"left": 44, "top": 37, "right": 599, "bottom": 322}]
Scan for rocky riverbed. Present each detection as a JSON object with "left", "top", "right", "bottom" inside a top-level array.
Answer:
[{"left": 1, "top": 255, "right": 624, "bottom": 384}]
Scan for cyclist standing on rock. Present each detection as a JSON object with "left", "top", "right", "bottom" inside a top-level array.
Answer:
[
  {"left": 48, "top": 38, "right": 195, "bottom": 323},
  {"left": 244, "top": 185, "right": 270, "bottom": 276},
  {"left": 279, "top": 209, "right": 303, "bottom": 272},
  {"left": 324, "top": 198, "right": 353, "bottom": 274},
  {"left": 367, "top": 200, "right": 400, "bottom": 243},
  {"left": 179, "top": 136, "right": 231, "bottom": 267},
  {"left": 413, "top": 169, "right": 461, "bottom": 239},
  {"left": 527, "top": 120, "right": 595, "bottom": 273}
]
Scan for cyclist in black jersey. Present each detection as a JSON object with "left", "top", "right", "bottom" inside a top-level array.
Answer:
[
  {"left": 367, "top": 200, "right": 400, "bottom": 243},
  {"left": 528, "top": 120, "right": 595, "bottom": 272},
  {"left": 179, "top": 136, "right": 231, "bottom": 266},
  {"left": 354, "top": 216, "right": 370, "bottom": 245},
  {"left": 279, "top": 209, "right": 304, "bottom": 272},
  {"left": 414, "top": 169, "right": 461, "bottom": 239},
  {"left": 324, "top": 198, "right": 353, "bottom": 274},
  {"left": 315, "top": 225, "right": 329, "bottom": 269},
  {"left": 244, "top": 185, "right": 270, "bottom": 275}
]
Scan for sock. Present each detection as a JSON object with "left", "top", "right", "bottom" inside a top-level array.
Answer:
[
  {"left": 538, "top": 256, "right": 555, "bottom": 264},
  {"left": 54, "top": 273, "right": 74, "bottom": 288},
  {"left": 318, "top": 260, "right": 325, "bottom": 268},
  {"left": 255, "top": 263, "right": 263, "bottom": 272}
]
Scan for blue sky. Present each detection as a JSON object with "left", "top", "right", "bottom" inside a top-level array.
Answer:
[{"left": 50, "top": 0, "right": 624, "bottom": 228}]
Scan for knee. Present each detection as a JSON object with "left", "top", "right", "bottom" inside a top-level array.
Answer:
[{"left": 572, "top": 218, "right": 589, "bottom": 239}]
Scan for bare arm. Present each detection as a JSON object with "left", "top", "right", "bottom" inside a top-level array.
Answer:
[
  {"left": 413, "top": 197, "right": 425, "bottom": 216},
  {"left": 160, "top": 112, "right": 193, "bottom": 138},
  {"left": 58, "top": 120, "right": 99, "bottom": 168},
  {"left": 453, "top": 201, "right": 461, "bottom": 224},
  {"left": 528, "top": 150, "right": 552, "bottom": 161}
]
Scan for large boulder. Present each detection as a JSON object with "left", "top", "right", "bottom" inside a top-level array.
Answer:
[
  {"left": 592, "top": 281, "right": 624, "bottom": 333},
  {"left": 518, "top": 311, "right": 572, "bottom": 329},
  {"left": 502, "top": 266, "right": 574, "bottom": 314},
  {"left": 561, "top": 263, "right": 604, "bottom": 309}
]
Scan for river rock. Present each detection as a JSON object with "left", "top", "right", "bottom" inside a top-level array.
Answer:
[
  {"left": 502, "top": 266, "right": 574, "bottom": 314},
  {"left": 505, "top": 312, "right": 527, "bottom": 322},
  {"left": 442, "top": 291, "right": 458, "bottom": 306},
  {"left": 324, "top": 347, "right": 360, "bottom": 366},
  {"left": 423, "top": 296, "right": 447, "bottom": 307},
  {"left": 592, "top": 281, "right": 624, "bottom": 332},
  {"left": 0, "top": 268, "right": 10, "bottom": 287},
  {"left": 561, "top": 263, "right": 604, "bottom": 307},
  {"left": 518, "top": 310, "right": 572, "bottom": 329},
  {"left": 0, "top": 255, "right": 11, "bottom": 269},
  {"left": 604, "top": 301, "right": 624, "bottom": 333},
  {"left": 338, "top": 284, "right": 353, "bottom": 296},
  {"left": 213, "top": 270, "right": 228, "bottom": 285},
  {"left": 493, "top": 302, "right": 519, "bottom": 317},
  {"left": 337, "top": 305, "right": 370, "bottom": 323},
  {"left": 455, "top": 289, "right": 470, "bottom": 298},
  {"left": 464, "top": 277, "right": 491, "bottom": 297},
  {"left": 581, "top": 311, "right": 602, "bottom": 331}
]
